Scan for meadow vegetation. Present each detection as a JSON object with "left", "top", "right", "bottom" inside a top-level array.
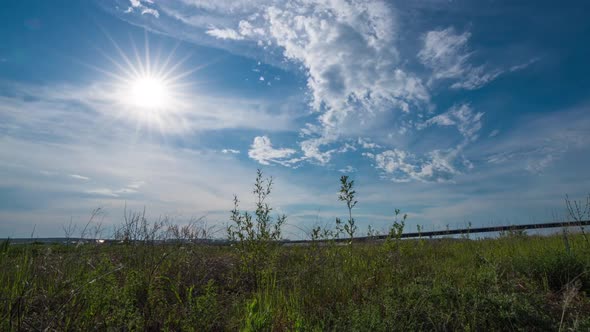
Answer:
[{"left": 1, "top": 170, "right": 590, "bottom": 331}]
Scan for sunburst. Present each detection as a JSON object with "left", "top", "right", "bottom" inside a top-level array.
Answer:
[
  {"left": 88, "top": 30, "right": 203, "bottom": 135},
  {"left": 128, "top": 76, "right": 170, "bottom": 109}
]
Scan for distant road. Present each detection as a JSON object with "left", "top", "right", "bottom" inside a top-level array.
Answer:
[
  {"left": 284, "top": 219, "right": 590, "bottom": 244},
  {"left": 4, "top": 220, "right": 589, "bottom": 245}
]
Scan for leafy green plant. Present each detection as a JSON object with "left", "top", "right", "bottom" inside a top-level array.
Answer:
[
  {"left": 388, "top": 208, "right": 407, "bottom": 241},
  {"left": 227, "top": 169, "right": 286, "bottom": 279},
  {"left": 184, "top": 279, "right": 220, "bottom": 331}
]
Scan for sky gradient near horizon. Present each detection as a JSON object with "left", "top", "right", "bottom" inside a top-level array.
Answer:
[{"left": 1, "top": 0, "right": 589, "bottom": 238}]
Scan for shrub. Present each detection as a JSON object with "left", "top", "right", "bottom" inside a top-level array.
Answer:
[{"left": 227, "top": 169, "right": 286, "bottom": 282}]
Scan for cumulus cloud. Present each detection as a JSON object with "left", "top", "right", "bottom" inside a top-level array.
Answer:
[
  {"left": 248, "top": 136, "right": 297, "bottom": 166},
  {"left": 143, "top": 0, "right": 430, "bottom": 164},
  {"left": 261, "top": 3, "right": 428, "bottom": 112},
  {"left": 103, "top": 0, "right": 549, "bottom": 179},
  {"left": 125, "top": 0, "right": 159, "bottom": 17},
  {"left": 260, "top": 1, "right": 430, "bottom": 162},
  {"left": 418, "top": 27, "right": 502, "bottom": 90}
]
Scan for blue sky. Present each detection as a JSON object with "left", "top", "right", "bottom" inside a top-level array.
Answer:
[{"left": 1, "top": 0, "right": 589, "bottom": 238}]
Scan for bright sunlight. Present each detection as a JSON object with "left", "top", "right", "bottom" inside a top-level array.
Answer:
[
  {"left": 129, "top": 76, "right": 170, "bottom": 109},
  {"left": 97, "top": 33, "right": 200, "bottom": 134}
]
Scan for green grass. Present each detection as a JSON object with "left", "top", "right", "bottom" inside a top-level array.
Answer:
[{"left": 1, "top": 233, "right": 590, "bottom": 331}]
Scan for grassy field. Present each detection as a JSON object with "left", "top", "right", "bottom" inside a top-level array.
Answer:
[
  {"left": 2, "top": 173, "right": 589, "bottom": 331},
  {"left": 1, "top": 232, "right": 590, "bottom": 331}
]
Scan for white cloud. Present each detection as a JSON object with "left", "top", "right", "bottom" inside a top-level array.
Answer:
[
  {"left": 299, "top": 138, "right": 334, "bottom": 166},
  {"left": 525, "top": 154, "right": 554, "bottom": 174},
  {"left": 480, "top": 105, "right": 590, "bottom": 173},
  {"left": 221, "top": 149, "right": 240, "bottom": 154},
  {"left": 368, "top": 103, "right": 483, "bottom": 182},
  {"left": 338, "top": 165, "right": 357, "bottom": 173},
  {"left": 366, "top": 147, "right": 462, "bottom": 183},
  {"left": 85, "top": 183, "right": 141, "bottom": 197},
  {"left": 419, "top": 103, "right": 484, "bottom": 141},
  {"left": 126, "top": 181, "right": 145, "bottom": 189},
  {"left": 248, "top": 136, "right": 297, "bottom": 166},
  {"left": 144, "top": 0, "right": 430, "bottom": 164},
  {"left": 125, "top": 0, "right": 159, "bottom": 17},
  {"left": 510, "top": 57, "right": 539, "bottom": 72},
  {"left": 358, "top": 137, "right": 381, "bottom": 149},
  {"left": 70, "top": 174, "right": 90, "bottom": 181},
  {"left": 101, "top": 0, "right": 549, "bottom": 177},
  {"left": 86, "top": 188, "right": 121, "bottom": 197},
  {"left": 260, "top": 2, "right": 430, "bottom": 162},
  {"left": 206, "top": 28, "right": 244, "bottom": 40},
  {"left": 418, "top": 27, "right": 502, "bottom": 90}
]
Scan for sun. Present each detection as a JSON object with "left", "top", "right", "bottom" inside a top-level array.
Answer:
[
  {"left": 129, "top": 75, "right": 170, "bottom": 109},
  {"left": 89, "top": 31, "right": 204, "bottom": 134}
]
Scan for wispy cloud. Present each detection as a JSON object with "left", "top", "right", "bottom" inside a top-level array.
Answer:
[
  {"left": 70, "top": 174, "right": 90, "bottom": 181},
  {"left": 478, "top": 104, "right": 590, "bottom": 174},
  {"left": 418, "top": 103, "right": 484, "bottom": 141},
  {"left": 418, "top": 27, "right": 502, "bottom": 90},
  {"left": 364, "top": 146, "right": 466, "bottom": 183},
  {"left": 0, "top": 81, "right": 297, "bottom": 138},
  {"left": 510, "top": 57, "right": 540, "bottom": 72},
  {"left": 338, "top": 165, "right": 357, "bottom": 173},
  {"left": 85, "top": 188, "right": 121, "bottom": 197},
  {"left": 86, "top": 181, "right": 142, "bottom": 197},
  {"left": 363, "top": 103, "right": 483, "bottom": 182}
]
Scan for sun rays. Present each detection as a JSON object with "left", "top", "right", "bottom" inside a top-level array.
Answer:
[{"left": 87, "top": 30, "right": 204, "bottom": 136}]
